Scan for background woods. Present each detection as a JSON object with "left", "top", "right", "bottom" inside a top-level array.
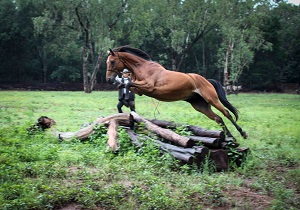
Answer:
[{"left": 0, "top": 0, "right": 299, "bottom": 92}]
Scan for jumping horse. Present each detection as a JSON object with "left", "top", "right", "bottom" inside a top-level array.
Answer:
[{"left": 106, "top": 46, "right": 247, "bottom": 139}]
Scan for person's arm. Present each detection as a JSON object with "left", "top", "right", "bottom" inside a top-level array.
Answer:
[{"left": 114, "top": 75, "right": 122, "bottom": 85}]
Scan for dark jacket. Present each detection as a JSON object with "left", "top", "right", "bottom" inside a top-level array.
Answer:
[{"left": 118, "top": 77, "right": 135, "bottom": 101}]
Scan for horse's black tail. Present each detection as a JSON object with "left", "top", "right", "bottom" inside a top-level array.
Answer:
[{"left": 208, "top": 79, "right": 239, "bottom": 121}]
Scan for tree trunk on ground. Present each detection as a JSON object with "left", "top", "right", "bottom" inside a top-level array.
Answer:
[
  {"left": 131, "top": 112, "right": 194, "bottom": 148},
  {"left": 209, "top": 149, "right": 228, "bottom": 171},
  {"left": 150, "top": 119, "right": 225, "bottom": 140},
  {"left": 57, "top": 113, "right": 131, "bottom": 140},
  {"left": 125, "top": 128, "right": 209, "bottom": 166},
  {"left": 189, "top": 136, "right": 221, "bottom": 148},
  {"left": 36, "top": 114, "right": 248, "bottom": 170},
  {"left": 107, "top": 119, "right": 118, "bottom": 151}
]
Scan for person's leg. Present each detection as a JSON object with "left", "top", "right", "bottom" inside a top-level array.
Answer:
[
  {"left": 117, "top": 101, "right": 123, "bottom": 113},
  {"left": 129, "top": 101, "right": 135, "bottom": 112},
  {"left": 125, "top": 89, "right": 130, "bottom": 101}
]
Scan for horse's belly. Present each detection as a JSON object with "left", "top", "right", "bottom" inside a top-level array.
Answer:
[{"left": 145, "top": 90, "right": 194, "bottom": 102}]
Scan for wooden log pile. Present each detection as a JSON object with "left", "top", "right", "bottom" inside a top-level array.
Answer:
[{"left": 34, "top": 112, "right": 249, "bottom": 171}]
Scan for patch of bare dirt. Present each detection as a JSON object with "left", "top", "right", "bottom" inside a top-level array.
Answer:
[
  {"left": 222, "top": 185, "right": 272, "bottom": 210},
  {"left": 58, "top": 203, "right": 81, "bottom": 210},
  {"left": 58, "top": 203, "right": 108, "bottom": 210}
]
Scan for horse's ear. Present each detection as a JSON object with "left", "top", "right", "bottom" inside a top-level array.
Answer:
[{"left": 109, "top": 48, "right": 115, "bottom": 56}]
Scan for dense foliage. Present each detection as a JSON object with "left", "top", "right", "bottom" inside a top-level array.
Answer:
[{"left": 0, "top": 0, "right": 299, "bottom": 91}]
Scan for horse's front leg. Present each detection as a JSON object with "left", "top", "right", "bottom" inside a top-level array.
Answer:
[
  {"left": 125, "top": 81, "right": 144, "bottom": 96},
  {"left": 129, "top": 80, "right": 155, "bottom": 95}
]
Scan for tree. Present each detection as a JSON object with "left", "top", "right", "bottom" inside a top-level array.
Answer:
[
  {"left": 0, "top": 0, "right": 43, "bottom": 83},
  {"left": 73, "top": 0, "right": 128, "bottom": 93},
  {"left": 32, "top": 0, "right": 126, "bottom": 92},
  {"left": 245, "top": 2, "right": 300, "bottom": 90},
  {"left": 216, "top": 0, "right": 271, "bottom": 87},
  {"left": 0, "top": 0, "right": 298, "bottom": 92},
  {"left": 121, "top": 0, "right": 225, "bottom": 71}
]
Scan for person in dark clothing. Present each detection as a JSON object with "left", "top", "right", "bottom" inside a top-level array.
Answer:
[{"left": 114, "top": 69, "right": 135, "bottom": 113}]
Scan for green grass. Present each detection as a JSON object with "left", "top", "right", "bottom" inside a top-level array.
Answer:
[{"left": 0, "top": 91, "right": 299, "bottom": 209}]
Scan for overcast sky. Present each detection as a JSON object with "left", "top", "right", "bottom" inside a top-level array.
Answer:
[{"left": 287, "top": 0, "right": 300, "bottom": 5}]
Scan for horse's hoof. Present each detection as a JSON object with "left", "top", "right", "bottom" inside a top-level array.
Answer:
[{"left": 242, "top": 131, "right": 248, "bottom": 139}]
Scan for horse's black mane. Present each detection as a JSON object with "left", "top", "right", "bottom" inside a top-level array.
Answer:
[{"left": 112, "top": 46, "right": 152, "bottom": 61}]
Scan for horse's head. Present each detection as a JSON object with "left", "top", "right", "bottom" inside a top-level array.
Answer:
[{"left": 106, "top": 49, "right": 125, "bottom": 84}]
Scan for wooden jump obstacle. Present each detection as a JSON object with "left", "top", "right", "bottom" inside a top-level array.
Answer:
[{"left": 32, "top": 113, "right": 249, "bottom": 171}]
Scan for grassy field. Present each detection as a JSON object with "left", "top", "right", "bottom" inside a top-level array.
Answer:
[{"left": 0, "top": 91, "right": 299, "bottom": 210}]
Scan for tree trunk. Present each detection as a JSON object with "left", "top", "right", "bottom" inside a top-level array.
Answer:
[
  {"left": 124, "top": 129, "right": 209, "bottom": 166},
  {"left": 209, "top": 149, "right": 228, "bottom": 171},
  {"left": 131, "top": 112, "right": 194, "bottom": 148},
  {"left": 150, "top": 119, "right": 225, "bottom": 140},
  {"left": 90, "top": 53, "right": 103, "bottom": 91},
  {"left": 188, "top": 125, "right": 225, "bottom": 140},
  {"left": 56, "top": 113, "right": 131, "bottom": 140},
  {"left": 37, "top": 46, "right": 47, "bottom": 83},
  {"left": 224, "top": 42, "right": 234, "bottom": 89},
  {"left": 189, "top": 136, "right": 221, "bottom": 148},
  {"left": 107, "top": 119, "right": 118, "bottom": 151},
  {"left": 82, "top": 44, "right": 91, "bottom": 93},
  {"left": 75, "top": 6, "right": 91, "bottom": 93}
]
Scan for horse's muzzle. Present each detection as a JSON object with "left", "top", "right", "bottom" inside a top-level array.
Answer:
[{"left": 107, "top": 78, "right": 113, "bottom": 84}]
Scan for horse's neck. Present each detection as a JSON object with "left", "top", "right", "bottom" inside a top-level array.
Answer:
[{"left": 121, "top": 53, "right": 150, "bottom": 80}]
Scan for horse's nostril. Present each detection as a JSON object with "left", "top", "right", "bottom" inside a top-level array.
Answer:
[{"left": 107, "top": 78, "right": 113, "bottom": 84}]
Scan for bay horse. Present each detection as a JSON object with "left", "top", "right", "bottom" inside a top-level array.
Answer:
[{"left": 106, "top": 46, "right": 247, "bottom": 139}]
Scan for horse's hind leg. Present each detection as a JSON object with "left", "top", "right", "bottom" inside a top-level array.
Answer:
[
  {"left": 223, "top": 110, "right": 247, "bottom": 139},
  {"left": 209, "top": 99, "right": 248, "bottom": 139},
  {"left": 186, "top": 95, "right": 234, "bottom": 138}
]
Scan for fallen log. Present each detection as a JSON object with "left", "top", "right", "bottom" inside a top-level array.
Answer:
[
  {"left": 209, "top": 149, "right": 229, "bottom": 171},
  {"left": 189, "top": 136, "right": 221, "bottom": 148},
  {"left": 125, "top": 128, "right": 144, "bottom": 147},
  {"left": 125, "top": 129, "right": 194, "bottom": 164},
  {"left": 149, "top": 119, "right": 178, "bottom": 129},
  {"left": 95, "top": 113, "right": 129, "bottom": 124},
  {"left": 193, "top": 146, "right": 210, "bottom": 166},
  {"left": 125, "top": 129, "right": 209, "bottom": 166},
  {"left": 150, "top": 119, "right": 225, "bottom": 140},
  {"left": 106, "top": 119, "right": 119, "bottom": 151},
  {"left": 187, "top": 125, "right": 225, "bottom": 141},
  {"left": 97, "top": 113, "right": 133, "bottom": 127},
  {"left": 33, "top": 115, "right": 249, "bottom": 170},
  {"left": 160, "top": 147, "right": 194, "bottom": 165},
  {"left": 57, "top": 113, "right": 131, "bottom": 140},
  {"left": 153, "top": 140, "right": 196, "bottom": 154},
  {"left": 131, "top": 112, "right": 195, "bottom": 148},
  {"left": 221, "top": 137, "right": 240, "bottom": 148},
  {"left": 157, "top": 142, "right": 209, "bottom": 167}
]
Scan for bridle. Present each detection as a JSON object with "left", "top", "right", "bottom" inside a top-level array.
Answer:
[{"left": 107, "top": 52, "right": 124, "bottom": 74}]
